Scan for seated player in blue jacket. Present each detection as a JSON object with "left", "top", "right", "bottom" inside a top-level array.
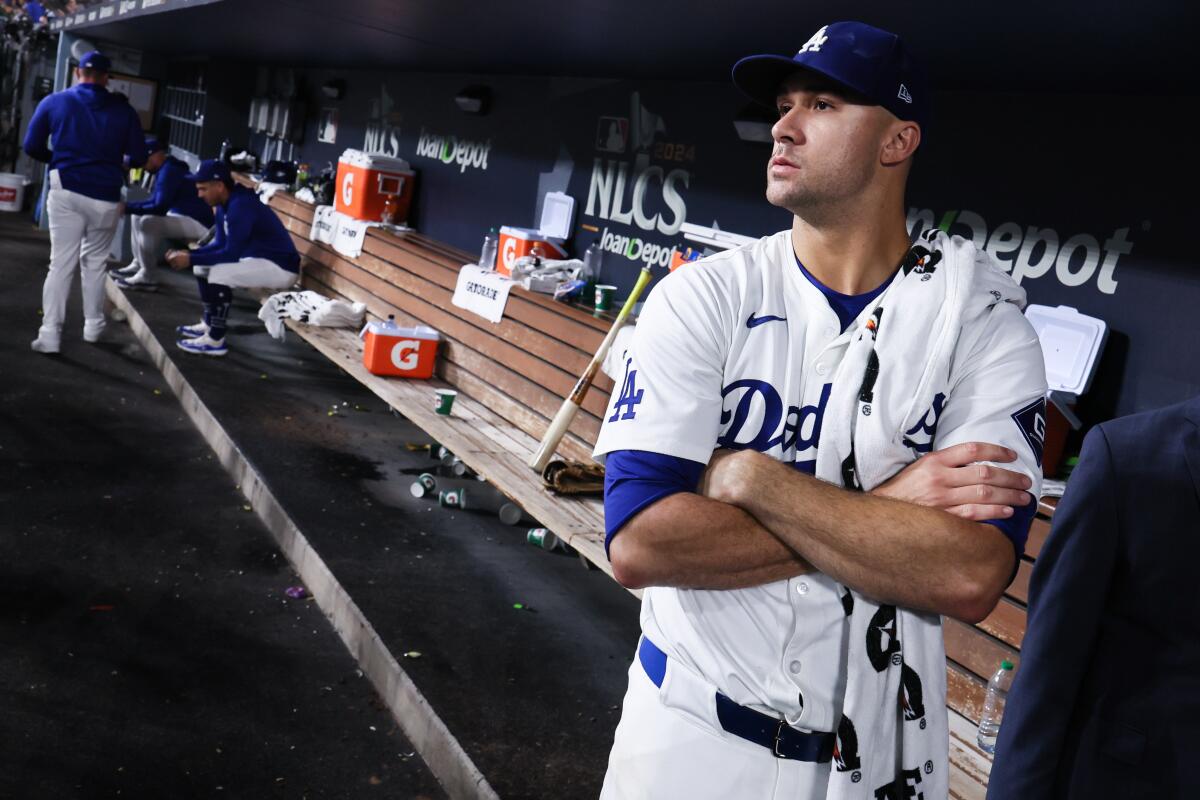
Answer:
[
  {"left": 164, "top": 159, "right": 300, "bottom": 357},
  {"left": 112, "top": 135, "right": 214, "bottom": 290}
]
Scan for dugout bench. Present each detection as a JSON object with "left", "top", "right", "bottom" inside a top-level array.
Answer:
[{"left": 256, "top": 184, "right": 1056, "bottom": 800}]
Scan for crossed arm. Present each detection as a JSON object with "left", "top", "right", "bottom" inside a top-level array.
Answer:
[{"left": 608, "top": 442, "right": 1031, "bottom": 623}]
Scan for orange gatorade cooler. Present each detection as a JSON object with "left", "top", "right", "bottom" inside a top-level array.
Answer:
[
  {"left": 495, "top": 191, "right": 575, "bottom": 276},
  {"left": 335, "top": 149, "right": 416, "bottom": 223},
  {"left": 361, "top": 318, "right": 440, "bottom": 378}
]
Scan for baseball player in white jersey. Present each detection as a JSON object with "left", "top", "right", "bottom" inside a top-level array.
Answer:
[{"left": 595, "top": 22, "right": 1047, "bottom": 799}]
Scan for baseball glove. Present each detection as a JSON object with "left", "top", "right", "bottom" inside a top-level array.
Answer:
[{"left": 541, "top": 459, "right": 605, "bottom": 496}]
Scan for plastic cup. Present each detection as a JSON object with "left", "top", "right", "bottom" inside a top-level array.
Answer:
[
  {"left": 594, "top": 284, "right": 617, "bottom": 313},
  {"left": 498, "top": 503, "right": 522, "bottom": 526},
  {"left": 438, "top": 488, "right": 466, "bottom": 509},
  {"left": 434, "top": 389, "right": 457, "bottom": 415},
  {"left": 526, "top": 527, "right": 560, "bottom": 551},
  {"left": 410, "top": 473, "right": 437, "bottom": 498}
]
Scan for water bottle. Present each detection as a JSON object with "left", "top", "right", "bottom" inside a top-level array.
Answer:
[
  {"left": 582, "top": 240, "right": 603, "bottom": 294},
  {"left": 976, "top": 659, "right": 1015, "bottom": 754},
  {"left": 479, "top": 228, "right": 499, "bottom": 270},
  {"left": 380, "top": 313, "right": 399, "bottom": 332}
]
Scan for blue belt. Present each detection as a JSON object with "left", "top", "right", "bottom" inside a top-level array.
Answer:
[{"left": 638, "top": 637, "right": 835, "bottom": 763}]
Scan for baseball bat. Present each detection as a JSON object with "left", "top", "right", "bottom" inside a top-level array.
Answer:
[{"left": 528, "top": 267, "right": 653, "bottom": 473}]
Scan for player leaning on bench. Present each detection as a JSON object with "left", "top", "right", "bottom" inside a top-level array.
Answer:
[
  {"left": 595, "top": 22, "right": 1047, "bottom": 799},
  {"left": 164, "top": 159, "right": 300, "bottom": 357}
]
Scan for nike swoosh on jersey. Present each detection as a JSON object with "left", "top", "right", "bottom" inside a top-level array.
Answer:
[{"left": 746, "top": 313, "right": 787, "bottom": 328}]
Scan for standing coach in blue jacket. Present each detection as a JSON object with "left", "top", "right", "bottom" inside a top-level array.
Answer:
[
  {"left": 112, "top": 135, "right": 213, "bottom": 290},
  {"left": 22, "top": 50, "right": 147, "bottom": 353},
  {"left": 986, "top": 395, "right": 1200, "bottom": 799},
  {"left": 165, "top": 159, "right": 299, "bottom": 357}
]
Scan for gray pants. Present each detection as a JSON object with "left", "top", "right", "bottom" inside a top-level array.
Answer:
[{"left": 130, "top": 212, "right": 211, "bottom": 272}]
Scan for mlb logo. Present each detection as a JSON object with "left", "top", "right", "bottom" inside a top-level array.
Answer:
[{"left": 596, "top": 116, "right": 629, "bottom": 154}]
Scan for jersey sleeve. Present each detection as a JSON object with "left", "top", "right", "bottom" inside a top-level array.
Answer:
[
  {"left": 592, "top": 271, "right": 729, "bottom": 464},
  {"left": 603, "top": 450, "right": 706, "bottom": 554},
  {"left": 932, "top": 301, "right": 1048, "bottom": 557}
]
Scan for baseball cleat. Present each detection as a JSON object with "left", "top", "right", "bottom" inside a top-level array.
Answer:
[
  {"left": 113, "top": 272, "right": 158, "bottom": 291},
  {"left": 176, "top": 334, "right": 228, "bottom": 357},
  {"left": 82, "top": 326, "right": 105, "bottom": 343},
  {"left": 111, "top": 262, "right": 140, "bottom": 277},
  {"left": 175, "top": 320, "right": 209, "bottom": 338},
  {"left": 30, "top": 336, "right": 61, "bottom": 354}
]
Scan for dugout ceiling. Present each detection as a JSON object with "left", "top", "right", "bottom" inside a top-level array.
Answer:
[{"left": 57, "top": 0, "right": 1196, "bottom": 94}]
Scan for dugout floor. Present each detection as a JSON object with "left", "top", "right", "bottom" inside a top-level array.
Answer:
[{"left": 0, "top": 213, "right": 640, "bottom": 799}]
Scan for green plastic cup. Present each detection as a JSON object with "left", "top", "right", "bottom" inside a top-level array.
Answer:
[
  {"left": 434, "top": 389, "right": 457, "bottom": 415},
  {"left": 594, "top": 284, "right": 618, "bottom": 313}
]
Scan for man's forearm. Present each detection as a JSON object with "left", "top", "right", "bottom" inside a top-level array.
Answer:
[
  {"left": 717, "top": 454, "right": 1013, "bottom": 621},
  {"left": 610, "top": 492, "right": 813, "bottom": 591}
]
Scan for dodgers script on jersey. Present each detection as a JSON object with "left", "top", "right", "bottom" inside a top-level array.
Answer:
[{"left": 594, "top": 229, "right": 1046, "bottom": 795}]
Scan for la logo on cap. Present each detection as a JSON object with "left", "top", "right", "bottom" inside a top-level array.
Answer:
[{"left": 797, "top": 25, "right": 829, "bottom": 55}]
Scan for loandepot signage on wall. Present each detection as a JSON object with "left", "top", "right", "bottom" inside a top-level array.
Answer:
[
  {"left": 907, "top": 208, "right": 1139, "bottom": 295},
  {"left": 414, "top": 128, "right": 493, "bottom": 173}
]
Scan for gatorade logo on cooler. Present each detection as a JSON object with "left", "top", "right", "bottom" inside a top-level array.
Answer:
[
  {"left": 501, "top": 237, "right": 517, "bottom": 272},
  {"left": 341, "top": 171, "right": 355, "bottom": 207},
  {"left": 0, "top": 188, "right": 16, "bottom": 202},
  {"left": 390, "top": 340, "right": 421, "bottom": 371}
]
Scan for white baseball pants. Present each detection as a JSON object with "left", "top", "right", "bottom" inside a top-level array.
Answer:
[
  {"left": 600, "top": 655, "right": 831, "bottom": 800},
  {"left": 193, "top": 258, "right": 298, "bottom": 290},
  {"left": 38, "top": 170, "right": 121, "bottom": 343},
  {"left": 130, "top": 212, "right": 210, "bottom": 271}
]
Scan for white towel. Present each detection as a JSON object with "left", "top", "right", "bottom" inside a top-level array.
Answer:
[
  {"left": 818, "top": 230, "right": 1026, "bottom": 799},
  {"left": 258, "top": 290, "right": 367, "bottom": 342}
]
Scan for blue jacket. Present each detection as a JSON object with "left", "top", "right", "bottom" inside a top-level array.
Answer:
[
  {"left": 24, "top": 1, "right": 46, "bottom": 22},
  {"left": 126, "top": 156, "right": 213, "bottom": 226},
  {"left": 986, "top": 396, "right": 1200, "bottom": 800},
  {"left": 190, "top": 185, "right": 300, "bottom": 272},
  {"left": 23, "top": 83, "right": 147, "bottom": 202}
]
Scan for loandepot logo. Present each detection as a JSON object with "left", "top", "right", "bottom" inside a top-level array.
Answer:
[
  {"left": 907, "top": 208, "right": 1136, "bottom": 295},
  {"left": 414, "top": 128, "right": 492, "bottom": 173},
  {"left": 599, "top": 226, "right": 676, "bottom": 270}
]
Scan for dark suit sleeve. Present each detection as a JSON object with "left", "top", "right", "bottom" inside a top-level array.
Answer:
[{"left": 985, "top": 426, "right": 1120, "bottom": 800}]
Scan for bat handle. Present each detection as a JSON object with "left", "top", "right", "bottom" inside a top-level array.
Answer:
[{"left": 528, "top": 399, "right": 581, "bottom": 473}]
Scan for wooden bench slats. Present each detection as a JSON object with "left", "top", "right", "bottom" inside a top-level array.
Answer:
[
  {"left": 295, "top": 248, "right": 614, "bottom": 424},
  {"left": 944, "top": 618, "right": 1019, "bottom": 688},
  {"left": 298, "top": 266, "right": 603, "bottom": 458},
  {"left": 1024, "top": 516, "right": 1051, "bottom": 560},
  {"left": 946, "top": 661, "right": 987, "bottom": 723},
  {"left": 1006, "top": 559, "right": 1033, "bottom": 605},
  {"left": 260, "top": 189, "right": 618, "bottom": 336}
]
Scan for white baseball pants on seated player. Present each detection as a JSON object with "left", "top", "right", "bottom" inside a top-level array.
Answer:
[
  {"left": 600, "top": 653, "right": 832, "bottom": 800},
  {"left": 130, "top": 212, "right": 210, "bottom": 272},
  {"left": 192, "top": 258, "right": 297, "bottom": 291},
  {"left": 37, "top": 170, "right": 121, "bottom": 345}
]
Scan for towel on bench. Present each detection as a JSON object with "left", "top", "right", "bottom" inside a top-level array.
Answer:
[{"left": 258, "top": 290, "right": 367, "bottom": 342}]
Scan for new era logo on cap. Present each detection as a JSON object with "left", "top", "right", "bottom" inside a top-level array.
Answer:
[{"left": 898, "top": 84, "right": 912, "bottom": 104}]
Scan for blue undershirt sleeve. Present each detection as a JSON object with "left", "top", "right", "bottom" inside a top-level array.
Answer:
[
  {"left": 981, "top": 497, "right": 1038, "bottom": 578},
  {"left": 603, "top": 450, "right": 707, "bottom": 558}
]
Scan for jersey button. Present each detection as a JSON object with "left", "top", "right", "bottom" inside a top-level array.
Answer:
[
  {"left": 796, "top": 581, "right": 810, "bottom": 596},
  {"left": 789, "top": 659, "right": 802, "bottom": 674},
  {"left": 814, "top": 362, "right": 829, "bottom": 376}
]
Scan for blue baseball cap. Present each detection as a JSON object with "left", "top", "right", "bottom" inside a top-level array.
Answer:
[
  {"left": 78, "top": 51, "right": 111, "bottom": 72},
  {"left": 184, "top": 159, "right": 231, "bottom": 184},
  {"left": 732, "top": 21, "right": 930, "bottom": 134},
  {"left": 144, "top": 135, "right": 165, "bottom": 153}
]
